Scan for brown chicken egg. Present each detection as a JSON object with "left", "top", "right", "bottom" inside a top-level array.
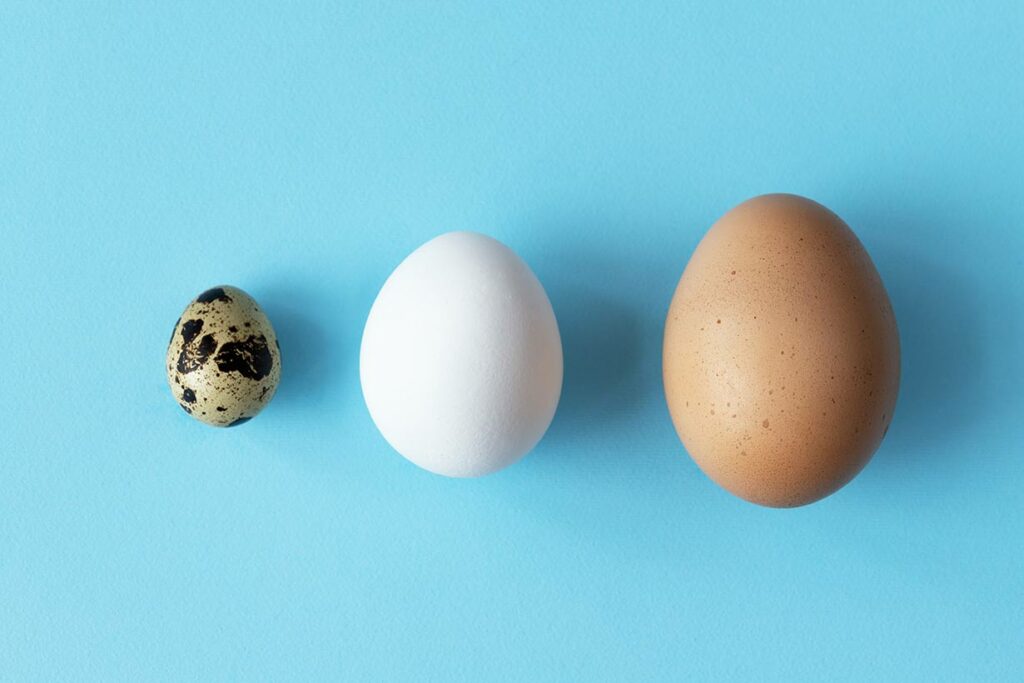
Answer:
[{"left": 663, "top": 194, "right": 900, "bottom": 507}]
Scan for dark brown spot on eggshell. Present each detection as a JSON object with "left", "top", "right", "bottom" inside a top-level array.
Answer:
[
  {"left": 214, "top": 335, "right": 273, "bottom": 380},
  {"left": 196, "top": 287, "right": 232, "bottom": 304},
  {"left": 180, "top": 319, "right": 204, "bottom": 344},
  {"left": 169, "top": 316, "right": 181, "bottom": 346},
  {"left": 176, "top": 333, "right": 217, "bottom": 374}
]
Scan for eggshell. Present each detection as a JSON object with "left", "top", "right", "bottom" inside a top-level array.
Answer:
[
  {"left": 663, "top": 194, "right": 900, "bottom": 507},
  {"left": 166, "top": 286, "right": 281, "bottom": 427},
  {"left": 360, "top": 231, "right": 563, "bottom": 477}
]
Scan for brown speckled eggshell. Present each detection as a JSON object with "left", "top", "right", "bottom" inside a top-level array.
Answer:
[
  {"left": 663, "top": 194, "right": 900, "bottom": 507},
  {"left": 166, "top": 286, "right": 281, "bottom": 427}
]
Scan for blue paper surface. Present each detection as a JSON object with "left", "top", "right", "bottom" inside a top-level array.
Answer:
[{"left": 1, "top": 2, "right": 1022, "bottom": 680}]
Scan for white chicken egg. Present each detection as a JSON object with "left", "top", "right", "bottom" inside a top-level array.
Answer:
[{"left": 360, "top": 231, "right": 563, "bottom": 477}]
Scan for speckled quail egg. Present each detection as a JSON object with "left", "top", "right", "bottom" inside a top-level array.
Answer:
[{"left": 166, "top": 286, "right": 281, "bottom": 427}]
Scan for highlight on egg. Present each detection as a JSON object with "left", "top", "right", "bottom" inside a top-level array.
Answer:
[
  {"left": 166, "top": 285, "right": 281, "bottom": 427},
  {"left": 663, "top": 194, "right": 900, "bottom": 507},
  {"left": 360, "top": 231, "right": 563, "bottom": 477}
]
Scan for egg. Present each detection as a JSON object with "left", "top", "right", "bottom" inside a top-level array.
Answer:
[
  {"left": 360, "top": 231, "right": 563, "bottom": 477},
  {"left": 166, "top": 286, "right": 281, "bottom": 427},
  {"left": 663, "top": 194, "right": 900, "bottom": 507}
]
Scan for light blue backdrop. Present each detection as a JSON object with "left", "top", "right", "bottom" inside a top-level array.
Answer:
[{"left": 2, "top": 2, "right": 1022, "bottom": 681}]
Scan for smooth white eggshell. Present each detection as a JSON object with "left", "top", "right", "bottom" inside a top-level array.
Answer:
[{"left": 360, "top": 231, "right": 563, "bottom": 477}]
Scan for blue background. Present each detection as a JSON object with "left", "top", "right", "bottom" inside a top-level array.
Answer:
[{"left": 2, "top": 2, "right": 1022, "bottom": 680}]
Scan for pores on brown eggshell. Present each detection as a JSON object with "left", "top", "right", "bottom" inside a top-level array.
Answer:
[{"left": 663, "top": 194, "right": 900, "bottom": 507}]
